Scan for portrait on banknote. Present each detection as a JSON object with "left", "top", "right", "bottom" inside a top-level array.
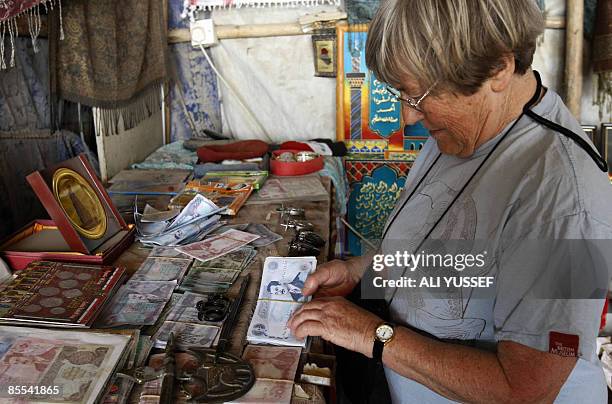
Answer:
[{"left": 258, "top": 257, "right": 316, "bottom": 303}]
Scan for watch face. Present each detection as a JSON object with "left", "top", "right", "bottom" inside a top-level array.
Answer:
[{"left": 376, "top": 324, "right": 394, "bottom": 342}]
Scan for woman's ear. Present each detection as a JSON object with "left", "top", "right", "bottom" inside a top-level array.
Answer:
[{"left": 490, "top": 55, "right": 516, "bottom": 92}]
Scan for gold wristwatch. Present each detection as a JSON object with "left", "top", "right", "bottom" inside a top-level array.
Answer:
[{"left": 373, "top": 322, "right": 395, "bottom": 362}]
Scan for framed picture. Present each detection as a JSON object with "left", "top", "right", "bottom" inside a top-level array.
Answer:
[
  {"left": 336, "top": 23, "right": 402, "bottom": 151},
  {"left": 335, "top": 23, "right": 428, "bottom": 157},
  {"left": 312, "top": 33, "right": 336, "bottom": 77},
  {"left": 602, "top": 123, "right": 612, "bottom": 173}
]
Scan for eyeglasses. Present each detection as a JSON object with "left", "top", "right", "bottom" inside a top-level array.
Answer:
[{"left": 385, "top": 82, "right": 437, "bottom": 113}]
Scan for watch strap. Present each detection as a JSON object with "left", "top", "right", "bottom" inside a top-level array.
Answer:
[{"left": 373, "top": 338, "right": 384, "bottom": 362}]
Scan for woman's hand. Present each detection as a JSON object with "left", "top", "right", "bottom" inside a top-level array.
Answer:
[
  {"left": 302, "top": 259, "right": 360, "bottom": 298},
  {"left": 288, "top": 296, "right": 381, "bottom": 357}
]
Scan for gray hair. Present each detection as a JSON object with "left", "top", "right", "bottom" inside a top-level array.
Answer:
[{"left": 365, "top": 0, "right": 544, "bottom": 95}]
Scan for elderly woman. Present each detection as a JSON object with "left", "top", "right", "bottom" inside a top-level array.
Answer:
[{"left": 289, "top": 0, "right": 612, "bottom": 402}]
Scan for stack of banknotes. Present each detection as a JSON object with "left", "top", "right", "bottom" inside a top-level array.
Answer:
[
  {"left": 135, "top": 194, "right": 224, "bottom": 246},
  {"left": 149, "top": 291, "right": 223, "bottom": 351},
  {"left": 247, "top": 256, "right": 317, "bottom": 347},
  {"left": 178, "top": 246, "right": 257, "bottom": 294},
  {"left": 95, "top": 280, "right": 177, "bottom": 327}
]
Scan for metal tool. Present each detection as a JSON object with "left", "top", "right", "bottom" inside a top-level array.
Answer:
[
  {"left": 288, "top": 240, "right": 321, "bottom": 257},
  {"left": 180, "top": 275, "right": 255, "bottom": 403},
  {"left": 296, "top": 231, "right": 325, "bottom": 248},
  {"left": 281, "top": 219, "right": 315, "bottom": 233},
  {"left": 274, "top": 206, "right": 305, "bottom": 220}
]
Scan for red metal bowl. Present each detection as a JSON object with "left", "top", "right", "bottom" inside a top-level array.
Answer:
[{"left": 270, "top": 150, "right": 324, "bottom": 176}]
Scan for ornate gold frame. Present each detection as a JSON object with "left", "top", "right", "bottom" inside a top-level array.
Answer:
[{"left": 52, "top": 168, "right": 107, "bottom": 239}]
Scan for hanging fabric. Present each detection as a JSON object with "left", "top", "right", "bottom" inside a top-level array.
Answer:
[
  {"left": 168, "top": 0, "right": 221, "bottom": 142},
  {"left": 0, "top": 0, "right": 63, "bottom": 69},
  {"left": 0, "top": 37, "right": 49, "bottom": 131},
  {"left": 55, "top": 0, "right": 168, "bottom": 136},
  {"left": 593, "top": 0, "right": 612, "bottom": 119}
]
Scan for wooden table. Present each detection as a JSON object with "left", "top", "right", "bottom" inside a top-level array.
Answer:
[{"left": 113, "top": 175, "right": 332, "bottom": 356}]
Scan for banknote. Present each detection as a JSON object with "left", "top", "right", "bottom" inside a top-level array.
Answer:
[
  {"left": 179, "top": 221, "right": 225, "bottom": 245},
  {"left": 167, "top": 194, "right": 221, "bottom": 230},
  {"left": 0, "top": 327, "right": 130, "bottom": 404},
  {"left": 130, "top": 257, "right": 192, "bottom": 282},
  {"left": 121, "top": 280, "right": 177, "bottom": 300},
  {"left": 153, "top": 321, "right": 220, "bottom": 350},
  {"left": 165, "top": 292, "right": 223, "bottom": 326},
  {"left": 242, "top": 345, "right": 302, "bottom": 380},
  {"left": 44, "top": 345, "right": 129, "bottom": 403},
  {"left": 137, "top": 219, "right": 170, "bottom": 236},
  {"left": 183, "top": 265, "right": 240, "bottom": 285},
  {"left": 258, "top": 257, "right": 317, "bottom": 303},
  {"left": 176, "top": 229, "right": 260, "bottom": 262},
  {"left": 245, "top": 223, "right": 283, "bottom": 247},
  {"left": 134, "top": 335, "right": 154, "bottom": 367},
  {"left": 246, "top": 300, "right": 306, "bottom": 347},
  {"left": 200, "top": 246, "right": 257, "bottom": 271},
  {"left": 138, "top": 214, "right": 222, "bottom": 247},
  {"left": 140, "top": 293, "right": 180, "bottom": 338},
  {"left": 292, "top": 383, "right": 326, "bottom": 404},
  {"left": 102, "top": 374, "right": 134, "bottom": 404},
  {"left": 178, "top": 282, "right": 230, "bottom": 294},
  {"left": 141, "top": 204, "right": 181, "bottom": 223},
  {"left": 229, "top": 379, "right": 294, "bottom": 404},
  {"left": 246, "top": 257, "right": 317, "bottom": 347},
  {"left": 250, "top": 176, "right": 327, "bottom": 202},
  {"left": 96, "top": 281, "right": 176, "bottom": 327},
  {"left": 226, "top": 229, "right": 261, "bottom": 243},
  {"left": 148, "top": 246, "right": 192, "bottom": 259},
  {"left": 134, "top": 194, "right": 221, "bottom": 242},
  {"left": 211, "top": 223, "right": 249, "bottom": 234}
]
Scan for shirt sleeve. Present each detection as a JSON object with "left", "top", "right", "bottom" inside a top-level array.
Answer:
[{"left": 493, "top": 212, "right": 612, "bottom": 360}]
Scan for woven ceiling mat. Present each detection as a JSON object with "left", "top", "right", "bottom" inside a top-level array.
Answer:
[{"left": 182, "top": 0, "right": 340, "bottom": 19}]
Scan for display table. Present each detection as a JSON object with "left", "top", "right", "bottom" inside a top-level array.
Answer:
[{"left": 113, "top": 175, "right": 332, "bottom": 356}]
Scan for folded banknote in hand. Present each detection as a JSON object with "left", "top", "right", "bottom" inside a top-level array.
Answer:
[{"left": 247, "top": 256, "right": 317, "bottom": 347}]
